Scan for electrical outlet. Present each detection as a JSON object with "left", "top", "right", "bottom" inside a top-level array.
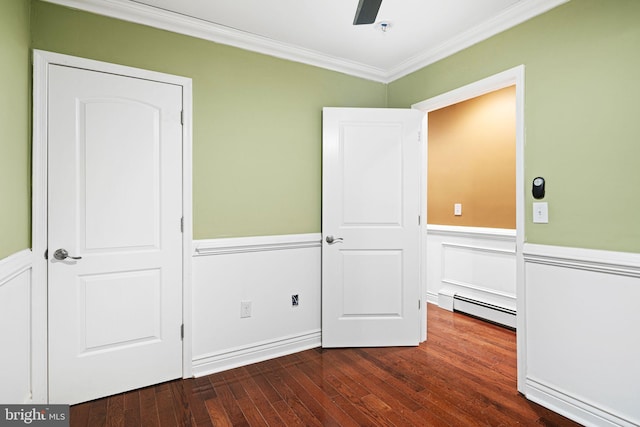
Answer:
[
  {"left": 454, "top": 203, "right": 462, "bottom": 216},
  {"left": 240, "top": 300, "right": 252, "bottom": 318},
  {"left": 291, "top": 294, "right": 299, "bottom": 307}
]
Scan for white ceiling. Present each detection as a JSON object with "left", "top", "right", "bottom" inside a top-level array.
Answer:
[{"left": 47, "top": 0, "right": 568, "bottom": 82}]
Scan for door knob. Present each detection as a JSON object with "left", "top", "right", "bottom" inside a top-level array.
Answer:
[
  {"left": 325, "top": 235, "right": 344, "bottom": 244},
  {"left": 53, "top": 248, "right": 82, "bottom": 261}
]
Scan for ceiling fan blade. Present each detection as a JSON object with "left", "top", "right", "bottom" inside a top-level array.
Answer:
[{"left": 353, "top": 0, "right": 382, "bottom": 25}]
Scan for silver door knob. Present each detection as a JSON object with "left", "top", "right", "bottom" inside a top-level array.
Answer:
[
  {"left": 325, "top": 235, "right": 344, "bottom": 244},
  {"left": 53, "top": 248, "right": 82, "bottom": 261}
]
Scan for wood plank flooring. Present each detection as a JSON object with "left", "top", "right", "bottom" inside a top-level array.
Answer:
[{"left": 70, "top": 304, "right": 582, "bottom": 426}]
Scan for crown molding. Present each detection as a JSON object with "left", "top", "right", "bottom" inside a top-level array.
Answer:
[
  {"left": 385, "top": 0, "right": 569, "bottom": 82},
  {"left": 41, "top": 0, "right": 389, "bottom": 82},
  {"left": 42, "top": 0, "right": 568, "bottom": 84}
]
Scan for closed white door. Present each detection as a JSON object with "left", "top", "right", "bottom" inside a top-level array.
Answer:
[
  {"left": 322, "top": 108, "right": 424, "bottom": 347},
  {"left": 47, "top": 65, "right": 183, "bottom": 404}
]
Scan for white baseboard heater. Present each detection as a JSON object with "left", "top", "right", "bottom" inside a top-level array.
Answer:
[{"left": 453, "top": 295, "right": 516, "bottom": 329}]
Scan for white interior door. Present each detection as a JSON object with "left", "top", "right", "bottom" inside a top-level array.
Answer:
[
  {"left": 322, "top": 107, "right": 424, "bottom": 347},
  {"left": 47, "top": 65, "right": 184, "bottom": 404}
]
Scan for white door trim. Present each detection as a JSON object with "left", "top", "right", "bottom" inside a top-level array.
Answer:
[
  {"left": 412, "top": 65, "right": 526, "bottom": 392},
  {"left": 31, "top": 50, "right": 193, "bottom": 403}
]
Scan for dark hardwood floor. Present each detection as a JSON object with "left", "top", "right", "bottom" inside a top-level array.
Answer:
[{"left": 70, "top": 304, "right": 581, "bottom": 426}]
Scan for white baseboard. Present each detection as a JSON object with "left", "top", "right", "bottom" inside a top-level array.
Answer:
[
  {"left": 425, "top": 291, "right": 439, "bottom": 306},
  {"left": 526, "top": 378, "right": 637, "bottom": 427},
  {"left": 192, "top": 330, "right": 321, "bottom": 377}
]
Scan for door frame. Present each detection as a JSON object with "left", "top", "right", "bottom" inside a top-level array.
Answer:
[
  {"left": 412, "top": 65, "right": 526, "bottom": 392},
  {"left": 31, "top": 50, "right": 193, "bottom": 403}
]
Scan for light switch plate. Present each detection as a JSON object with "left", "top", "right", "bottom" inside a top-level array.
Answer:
[
  {"left": 533, "top": 202, "right": 548, "bottom": 223},
  {"left": 454, "top": 203, "right": 462, "bottom": 216}
]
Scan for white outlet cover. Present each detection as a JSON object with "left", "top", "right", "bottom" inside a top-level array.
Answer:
[
  {"left": 454, "top": 203, "right": 462, "bottom": 216},
  {"left": 240, "top": 300, "right": 252, "bottom": 318}
]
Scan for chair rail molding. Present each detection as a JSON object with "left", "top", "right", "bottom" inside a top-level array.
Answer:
[
  {"left": 523, "top": 243, "right": 640, "bottom": 277},
  {"left": 193, "top": 233, "right": 322, "bottom": 256},
  {"left": 427, "top": 224, "right": 516, "bottom": 240}
]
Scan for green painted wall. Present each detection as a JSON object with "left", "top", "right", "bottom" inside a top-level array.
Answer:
[
  {"left": 0, "top": 0, "right": 31, "bottom": 260},
  {"left": 30, "top": 0, "right": 386, "bottom": 240},
  {"left": 6, "top": 0, "right": 637, "bottom": 258},
  {"left": 388, "top": 0, "right": 640, "bottom": 253}
]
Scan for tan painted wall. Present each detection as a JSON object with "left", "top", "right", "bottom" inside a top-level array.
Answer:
[{"left": 427, "top": 86, "right": 515, "bottom": 228}]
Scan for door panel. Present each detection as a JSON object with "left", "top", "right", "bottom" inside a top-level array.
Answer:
[
  {"left": 342, "top": 250, "right": 403, "bottom": 315},
  {"left": 48, "top": 65, "right": 183, "bottom": 404},
  {"left": 342, "top": 124, "right": 403, "bottom": 225},
  {"left": 82, "top": 99, "right": 160, "bottom": 250},
  {"left": 322, "top": 108, "right": 424, "bottom": 348},
  {"left": 80, "top": 269, "right": 161, "bottom": 352}
]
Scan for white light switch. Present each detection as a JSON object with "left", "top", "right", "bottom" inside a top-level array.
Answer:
[
  {"left": 454, "top": 203, "right": 462, "bottom": 216},
  {"left": 533, "top": 202, "right": 548, "bottom": 223}
]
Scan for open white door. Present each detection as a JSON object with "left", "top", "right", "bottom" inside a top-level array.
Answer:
[
  {"left": 47, "top": 65, "right": 184, "bottom": 404},
  {"left": 322, "top": 108, "right": 424, "bottom": 347}
]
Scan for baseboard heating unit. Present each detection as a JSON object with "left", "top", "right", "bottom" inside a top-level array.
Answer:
[{"left": 453, "top": 295, "right": 516, "bottom": 329}]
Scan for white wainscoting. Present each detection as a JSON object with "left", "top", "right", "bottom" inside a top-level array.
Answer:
[
  {"left": 426, "top": 225, "right": 517, "bottom": 311},
  {"left": 191, "top": 233, "right": 322, "bottom": 376},
  {"left": 0, "top": 249, "right": 33, "bottom": 403},
  {"left": 524, "top": 243, "right": 640, "bottom": 427}
]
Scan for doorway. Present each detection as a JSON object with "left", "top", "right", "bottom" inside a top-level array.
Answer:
[{"left": 412, "top": 65, "right": 526, "bottom": 391}]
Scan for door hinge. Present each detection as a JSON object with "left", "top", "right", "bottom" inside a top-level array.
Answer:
[
  {"left": 418, "top": 215, "right": 421, "bottom": 225},
  {"left": 419, "top": 299, "right": 421, "bottom": 310},
  {"left": 180, "top": 110, "right": 184, "bottom": 126},
  {"left": 44, "top": 249, "right": 48, "bottom": 260},
  {"left": 180, "top": 217, "right": 184, "bottom": 233},
  {"left": 180, "top": 324, "right": 184, "bottom": 340}
]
